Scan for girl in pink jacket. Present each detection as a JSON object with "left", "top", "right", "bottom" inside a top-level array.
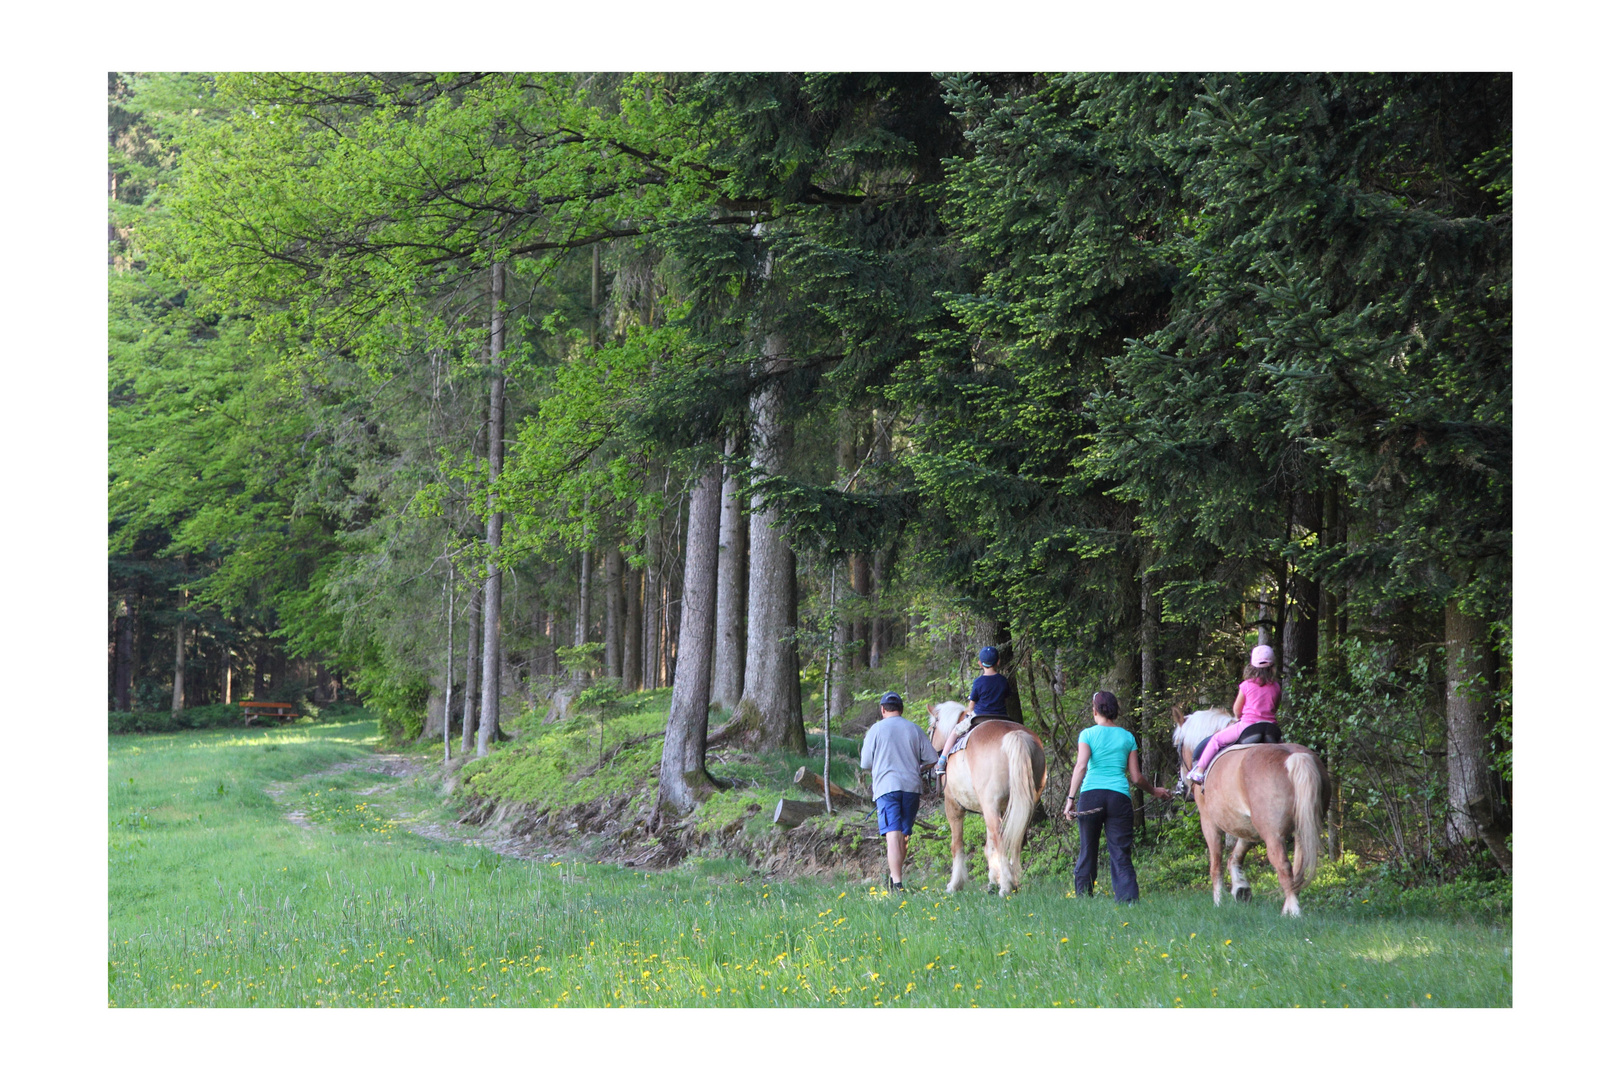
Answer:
[{"left": 1186, "top": 644, "right": 1283, "bottom": 784}]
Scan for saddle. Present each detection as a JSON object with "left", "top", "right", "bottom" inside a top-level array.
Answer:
[
  {"left": 1191, "top": 721, "right": 1283, "bottom": 766},
  {"left": 944, "top": 714, "right": 1014, "bottom": 763}
]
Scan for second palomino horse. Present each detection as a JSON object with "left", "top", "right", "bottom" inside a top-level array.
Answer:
[
  {"left": 1172, "top": 706, "right": 1327, "bottom": 916},
  {"left": 926, "top": 702, "right": 1047, "bottom": 897}
]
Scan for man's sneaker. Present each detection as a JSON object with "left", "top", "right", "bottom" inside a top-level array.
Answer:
[{"left": 889, "top": 877, "right": 905, "bottom": 891}]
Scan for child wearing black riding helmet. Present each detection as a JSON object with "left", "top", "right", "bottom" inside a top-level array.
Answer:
[{"left": 934, "top": 646, "right": 1010, "bottom": 775}]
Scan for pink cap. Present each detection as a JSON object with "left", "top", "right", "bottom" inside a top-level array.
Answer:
[{"left": 1250, "top": 644, "right": 1275, "bottom": 668}]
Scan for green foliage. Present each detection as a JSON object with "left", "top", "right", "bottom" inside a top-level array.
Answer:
[
  {"left": 107, "top": 701, "right": 291, "bottom": 734},
  {"left": 349, "top": 650, "right": 431, "bottom": 744},
  {"left": 459, "top": 690, "right": 674, "bottom": 810}
]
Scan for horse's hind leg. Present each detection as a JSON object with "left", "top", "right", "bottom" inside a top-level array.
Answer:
[
  {"left": 944, "top": 796, "right": 969, "bottom": 895},
  {"left": 983, "top": 804, "right": 1008, "bottom": 896},
  {"left": 1201, "top": 816, "right": 1225, "bottom": 906},
  {"left": 1228, "top": 838, "right": 1253, "bottom": 902},
  {"left": 1260, "top": 830, "right": 1301, "bottom": 916}
]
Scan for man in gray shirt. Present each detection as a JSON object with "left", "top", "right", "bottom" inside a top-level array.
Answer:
[{"left": 860, "top": 692, "right": 937, "bottom": 891}]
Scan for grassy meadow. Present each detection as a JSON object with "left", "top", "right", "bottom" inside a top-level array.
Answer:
[{"left": 108, "top": 720, "right": 1511, "bottom": 1008}]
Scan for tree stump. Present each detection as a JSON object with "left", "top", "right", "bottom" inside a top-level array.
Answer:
[{"left": 772, "top": 799, "right": 828, "bottom": 828}]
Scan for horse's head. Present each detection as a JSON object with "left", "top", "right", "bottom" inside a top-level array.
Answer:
[{"left": 925, "top": 701, "right": 968, "bottom": 752}]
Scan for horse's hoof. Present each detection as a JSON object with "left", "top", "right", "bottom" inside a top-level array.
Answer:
[
  {"left": 1282, "top": 898, "right": 1301, "bottom": 917},
  {"left": 1234, "top": 886, "right": 1252, "bottom": 903}
]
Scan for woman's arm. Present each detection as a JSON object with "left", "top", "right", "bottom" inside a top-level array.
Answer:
[
  {"left": 1127, "top": 750, "right": 1170, "bottom": 799},
  {"left": 1063, "top": 744, "right": 1091, "bottom": 820}
]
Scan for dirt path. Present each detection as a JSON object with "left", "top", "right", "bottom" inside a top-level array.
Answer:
[
  {"left": 264, "top": 750, "right": 572, "bottom": 862},
  {"left": 264, "top": 745, "right": 897, "bottom": 880}
]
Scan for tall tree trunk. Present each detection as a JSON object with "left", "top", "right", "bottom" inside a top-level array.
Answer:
[
  {"left": 114, "top": 594, "right": 135, "bottom": 711},
  {"left": 433, "top": 579, "right": 454, "bottom": 752},
  {"left": 868, "top": 545, "right": 888, "bottom": 669},
  {"left": 992, "top": 619, "right": 1024, "bottom": 725},
  {"left": 461, "top": 583, "right": 482, "bottom": 753},
  {"left": 588, "top": 243, "right": 601, "bottom": 349},
  {"left": 664, "top": 505, "right": 683, "bottom": 685},
  {"left": 604, "top": 548, "right": 624, "bottom": 681},
  {"left": 1318, "top": 483, "right": 1340, "bottom": 675},
  {"left": 713, "top": 435, "right": 748, "bottom": 709},
  {"left": 834, "top": 423, "right": 857, "bottom": 697},
  {"left": 536, "top": 609, "right": 552, "bottom": 680},
  {"left": 1138, "top": 563, "right": 1161, "bottom": 829},
  {"left": 575, "top": 546, "right": 592, "bottom": 649},
  {"left": 1284, "top": 491, "right": 1323, "bottom": 675},
  {"left": 658, "top": 459, "right": 724, "bottom": 816},
  {"left": 1445, "top": 600, "right": 1512, "bottom": 872},
  {"left": 740, "top": 338, "right": 806, "bottom": 753},
  {"left": 170, "top": 618, "right": 186, "bottom": 716},
  {"left": 643, "top": 519, "right": 662, "bottom": 689},
  {"left": 624, "top": 566, "right": 643, "bottom": 692},
  {"left": 867, "top": 416, "right": 892, "bottom": 669},
  {"left": 829, "top": 617, "right": 852, "bottom": 718},
  {"left": 849, "top": 552, "right": 870, "bottom": 671},
  {"left": 476, "top": 262, "right": 507, "bottom": 757}
]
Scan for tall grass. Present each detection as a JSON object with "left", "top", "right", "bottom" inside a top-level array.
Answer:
[{"left": 108, "top": 723, "right": 1510, "bottom": 1008}]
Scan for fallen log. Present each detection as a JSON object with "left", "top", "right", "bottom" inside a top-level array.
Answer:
[
  {"left": 793, "top": 767, "right": 865, "bottom": 808},
  {"left": 772, "top": 799, "right": 829, "bottom": 828}
]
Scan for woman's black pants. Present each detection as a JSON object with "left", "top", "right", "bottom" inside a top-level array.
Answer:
[{"left": 1073, "top": 789, "right": 1139, "bottom": 902}]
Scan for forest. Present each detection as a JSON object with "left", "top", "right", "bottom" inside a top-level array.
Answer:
[{"left": 108, "top": 71, "right": 1511, "bottom": 881}]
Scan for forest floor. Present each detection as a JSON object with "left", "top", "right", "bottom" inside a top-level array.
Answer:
[{"left": 108, "top": 719, "right": 1511, "bottom": 1007}]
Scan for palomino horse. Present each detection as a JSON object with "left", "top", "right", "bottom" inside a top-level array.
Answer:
[
  {"left": 1171, "top": 707, "right": 1326, "bottom": 916},
  {"left": 925, "top": 702, "right": 1047, "bottom": 897}
]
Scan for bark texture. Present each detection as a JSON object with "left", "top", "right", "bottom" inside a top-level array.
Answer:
[
  {"left": 713, "top": 436, "right": 748, "bottom": 708},
  {"left": 170, "top": 619, "right": 185, "bottom": 715},
  {"left": 624, "top": 567, "right": 643, "bottom": 692},
  {"left": 1445, "top": 600, "right": 1511, "bottom": 872},
  {"left": 460, "top": 588, "right": 481, "bottom": 754},
  {"left": 476, "top": 262, "right": 506, "bottom": 757},
  {"left": 642, "top": 519, "right": 662, "bottom": 689},
  {"left": 604, "top": 548, "right": 624, "bottom": 681},
  {"left": 740, "top": 340, "right": 806, "bottom": 752},
  {"left": 658, "top": 460, "right": 725, "bottom": 816},
  {"left": 114, "top": 596, "right": 134, "bottom": 711}
]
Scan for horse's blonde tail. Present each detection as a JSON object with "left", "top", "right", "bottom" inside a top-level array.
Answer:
[
  {"left": 999, "top": 730, "right": 1039, "bottom": 871},
  {"left": 1286, "top": 752, "right": 1325, "bottom": 890}
]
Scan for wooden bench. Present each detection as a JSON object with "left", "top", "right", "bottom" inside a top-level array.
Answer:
[{"left": 240, "top": 701, "right": 298, "bottom": 726}]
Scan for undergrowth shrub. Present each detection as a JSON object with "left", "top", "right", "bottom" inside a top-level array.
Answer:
[{"left": 108, "top": 701, "right": 278, "bottom": 734}]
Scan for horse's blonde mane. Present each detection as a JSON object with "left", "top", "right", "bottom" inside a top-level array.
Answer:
[
  {"left": 1171, "top": 707, "right": 1235, "bottom": 751},
  {"left": 929, "top": 700, "right": 969, "bottom": 733}
]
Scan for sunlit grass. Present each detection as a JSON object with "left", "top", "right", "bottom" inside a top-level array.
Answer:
[{"left": 108, "top": 723, "right": 1511, "bottom": 1008}]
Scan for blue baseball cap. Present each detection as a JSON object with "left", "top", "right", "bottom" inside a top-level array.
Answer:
[
  {"left": 978, "top": 646, "right": 999, "bottom": 666},
  {"left": 879, "top": 692, "right": 903, "bottom": 711}
]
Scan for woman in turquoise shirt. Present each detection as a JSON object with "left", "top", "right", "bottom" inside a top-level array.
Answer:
[{"left": 1061, "top": 691, "right": 1170, "bottom": 902}]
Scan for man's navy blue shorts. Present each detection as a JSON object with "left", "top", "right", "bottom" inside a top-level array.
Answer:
[{"left": 875, "top": 791, "right": 922, "bottom": 836}]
